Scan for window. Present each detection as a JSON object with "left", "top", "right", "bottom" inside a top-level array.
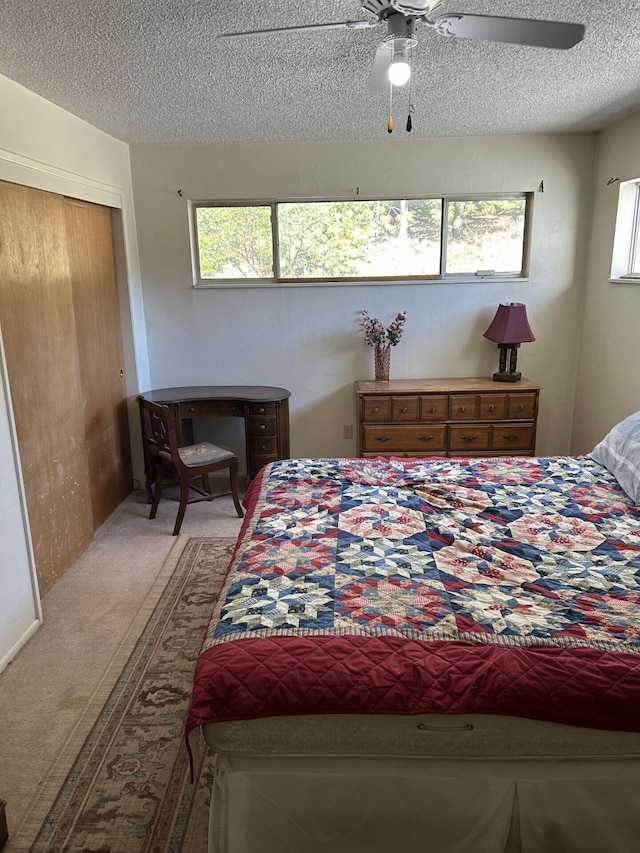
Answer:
[
  {"left": 191, "top": 194, "right": 531, "bottom": 287},
  {"left": 611, "top": 179, "right": 640, "bottom": 281}
]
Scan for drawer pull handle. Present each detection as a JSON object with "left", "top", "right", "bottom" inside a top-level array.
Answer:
[
  {"left": 430, "top": 407, "right": 437, "bottom": 413},
  {"left": 489, "top": 405, "right": 496, "bottom": 412},
  {"left": 518, "top": 404, "right": 525, "bottom": 411},
  {"left": 187, "top": 407, "right": 195, "bottom": 413},
  {"left": 459, "top": 406, "right": 467, "bottom": 413},
  {"left": 402, "top": 407, "right": 408, "bottom": 413},
  {"left": 259, "top": 424, "right": 266, "bottom": 431},
  {"left": 505, "top": 434, "right": 520, "bottom": 441},
  {"left": 462, "top": 434, "right": 478, "bottom": 442},
  {"left": 418, "top": 435, "right": 433, "bottom": 442},
  {"left": 259, "top": 406, "right": 265, "bottom": 413},
  {"left": 373, "top": 407, "right": 379, "bottom": 413},
  {"left": 376, "top": 435, "right": 391, "bottom": 442}
]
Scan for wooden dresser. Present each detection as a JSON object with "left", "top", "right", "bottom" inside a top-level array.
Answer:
[{"left": 355, "top": 377, "right": 540, "bottom": 459}]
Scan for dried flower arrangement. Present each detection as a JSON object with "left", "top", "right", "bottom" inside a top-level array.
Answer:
[{"left": 360, "top": 310, "right": 407, "bottom": 381}]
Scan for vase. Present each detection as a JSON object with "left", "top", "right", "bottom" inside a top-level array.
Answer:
[{"left": 374, "top": 346, "right": 391, "bottom": 382}]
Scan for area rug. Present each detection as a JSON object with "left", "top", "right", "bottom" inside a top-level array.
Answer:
[{"left": 14, "top": 536, "right": 235, "bottom": 853}]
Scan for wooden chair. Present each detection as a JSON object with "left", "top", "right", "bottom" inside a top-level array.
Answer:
[{"left": 137, "top": 396, "right": 243, "bottom": 535}]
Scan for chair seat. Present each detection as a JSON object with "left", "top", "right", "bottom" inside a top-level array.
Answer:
[{"left": 159, "top": 442, "right": 236, "bottom": 468}]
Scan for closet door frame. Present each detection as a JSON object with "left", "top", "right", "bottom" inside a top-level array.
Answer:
[{"left": 0, "top": 153, "right": 139, "bottom": 667}]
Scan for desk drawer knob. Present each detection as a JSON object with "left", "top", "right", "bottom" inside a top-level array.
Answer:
[
  {"left": 489, "top": 405, "right": 496, "bottom": 412},
  {"left": 459, "top": 406, "right": 467, "bottom": 413},
  {"left": 401, "top": 407, "right": 408, "bottom": 413},
  {"left": 375, "top": 435, "right": 391, "bottom": 442},
  {"left": 462, "top": 434, "right": 478, "bottom": 442},
  {"left": 418, "top": 435, "right": 433, "bottom": 442},
  {"left": 187, "top": 406, "right": 195, "bottom": 413},
  {"left": 259, "top": 424, "right": 266, "bottom": 431},
  {"left": 430, "top": 407, "right": 437, "bottom": 413},
  {"left": 372, "top": 407, "right": 379, "bottom": 413},
  {"left": 258, "top": 406, "right": 265, "bottom": 413}
]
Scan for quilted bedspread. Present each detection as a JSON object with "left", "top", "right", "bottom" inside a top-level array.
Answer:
[{"left": 186, "top": 455, "right": 640, "bottom": 737}]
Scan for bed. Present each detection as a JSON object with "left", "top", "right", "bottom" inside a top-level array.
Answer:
[{"left": 186, "top": 413, "right": 640, "bottom": 853}]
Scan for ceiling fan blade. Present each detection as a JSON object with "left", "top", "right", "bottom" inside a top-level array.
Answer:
[
  {"left": 367, "top": 42, "right": 391, "bottom": 94},
  {"left": 217, "top": 19, "right": 379, "bottom": 39},
  {"left": 431, "top": 14, "right": 585, "bottom": 49}
]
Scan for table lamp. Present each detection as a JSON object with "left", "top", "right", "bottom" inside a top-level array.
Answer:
[{"left": 483, "top": 302, "right": 535, "bottom": 382}]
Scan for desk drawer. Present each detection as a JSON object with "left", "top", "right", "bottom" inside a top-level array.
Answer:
[
  {"left": 247, "top": 416, "right": 277, "bottom": 437},
  {"left": 248, "top": 401, "right": 277, "bottom": 417},
  {"left": 179, "top": 400, "right": 244, "bottom": 418},
  {"left": 362, "top": 425, "right": 446, "bottom": 453},
  {"left": 248, "top": 435, "right": 278, "bottom": 456}
]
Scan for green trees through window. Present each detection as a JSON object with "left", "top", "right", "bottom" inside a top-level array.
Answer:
[{"left": 193, "top": 194, "right": 530, "bottom": 286}]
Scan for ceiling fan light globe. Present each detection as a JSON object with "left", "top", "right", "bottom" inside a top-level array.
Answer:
[{"left": 388, "top": 60, "right": 411, "bottom": 86}]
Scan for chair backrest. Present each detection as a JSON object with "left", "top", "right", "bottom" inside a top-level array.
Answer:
[{"left": 138, "top": 397, "right": 181, "bottom": 465}]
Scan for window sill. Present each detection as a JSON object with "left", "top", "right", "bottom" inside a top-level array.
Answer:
[
  {"left": 193, "top": 275, "right": 530, "bottom": 289},
  {"left": 609, "top": 276, "right": 640, "bottom": 284}
]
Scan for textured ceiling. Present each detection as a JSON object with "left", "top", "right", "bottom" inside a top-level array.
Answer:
[{"left": 1, "top": 0, "right": 639, "bottom": 145}]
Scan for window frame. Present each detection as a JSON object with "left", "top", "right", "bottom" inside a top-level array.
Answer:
[
  {"left": 190, "top": 192, "right": 533, "bottom": 288},
  {"left": 610, "top": 179, "right": 640, "bottom": 282}
]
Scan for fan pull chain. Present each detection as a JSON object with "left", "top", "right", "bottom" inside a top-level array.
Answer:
[
  {"left": 388, "top": 84, "right": 394, "bottom": 133},
  {"left": 406, "top": 54, "right": 414, "bottom": 132}
]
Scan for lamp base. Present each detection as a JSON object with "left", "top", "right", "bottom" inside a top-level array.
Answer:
[{"left": 492, "top": 371, "right": 522, "bottom": 383}]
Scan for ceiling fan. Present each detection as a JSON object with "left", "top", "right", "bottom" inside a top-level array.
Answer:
[
  {"left": 217, "top": 0, "right": 585, "bottom": 131},
  {"left": 218, "top": 1, "right": 585, "bottom": 84}
]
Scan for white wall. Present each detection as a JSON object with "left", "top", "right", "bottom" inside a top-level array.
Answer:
[
  {"left": 572, "top": 112, "right": 640, "bottom": 453},
  {"left": 0, "top": 75, "right": 148, "bottom": 669},
  {"left": 130, "top": 134, "right": 596, "bottom": 466}
]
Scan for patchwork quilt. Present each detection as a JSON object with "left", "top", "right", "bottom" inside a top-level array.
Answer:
[{"left": 186, "top": 456, "right": 640, "bottom": 736}]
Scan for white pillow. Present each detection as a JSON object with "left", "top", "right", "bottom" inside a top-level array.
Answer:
[{"left": 591, "top": 411, "right": 640, "bottom": 505}]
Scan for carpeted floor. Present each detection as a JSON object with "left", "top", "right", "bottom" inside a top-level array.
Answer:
[
  {"left": 7, "top": 536, "right": 234, "bottom": 853},
  {"left": 1, "top": 489, "right": 244, "bottom": 853}
]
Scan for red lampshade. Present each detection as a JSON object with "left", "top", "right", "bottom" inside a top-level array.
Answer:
[{"left": 483, "top": 303, "right": 535, "bottom": 344}]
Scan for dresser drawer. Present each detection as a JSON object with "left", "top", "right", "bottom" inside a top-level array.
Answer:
[
  {"left": 492, "top": 424, "right": 535, "bottom": 451},
  {"left": 419, "top": 395, "right": 448, "bottom": 420},
  {"left": 448, "top": 424, "right": 491, "bottom": 451},
  {"left": 391, "top": 396, "right": 419, "bottom": 421},
  {"left": 449, "top": 395, "right": 478, "bottom": 420},
  {"left": 362, "top": 396, "right": 391, "bottom": 422},
  {"left": 479, "top": 394, "right": 507, "bottom": 420},
  {"left": 362, "top": 425, "right": 446, "bottom": 453},
  {"left": 507, "top": 393, "right": 537, "bottom": 420}
]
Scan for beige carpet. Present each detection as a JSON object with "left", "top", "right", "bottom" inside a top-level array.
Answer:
[{"left": 0, "top": 490, "right": 244, "bottom": 852}]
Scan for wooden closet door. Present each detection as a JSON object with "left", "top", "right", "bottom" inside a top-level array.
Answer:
[
  {"left": 64, "top": 198, "right": 131, "bottom": 529},
  {"left": 0, "top": 182, "right": 132, "bottom": 594},
  {"left": 0, "top": 181, "right": 93, "bottom": 593}
]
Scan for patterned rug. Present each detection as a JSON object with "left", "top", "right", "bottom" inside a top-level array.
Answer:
[{"left": 17, "top": 536, "right": 235, "bottom": 853}]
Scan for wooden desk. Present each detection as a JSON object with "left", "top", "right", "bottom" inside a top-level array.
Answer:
[{"left": 138, "top": 385, "right": 290, "bottom": 496}]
